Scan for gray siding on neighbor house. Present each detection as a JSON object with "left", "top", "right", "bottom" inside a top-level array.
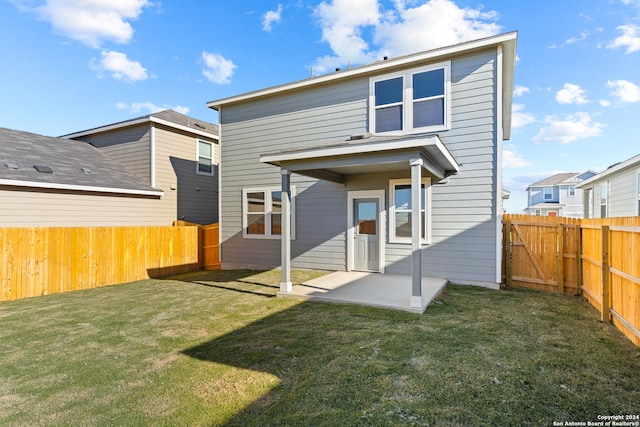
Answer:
[
  {"left": 154, "top": 125, "right": 219, "bottom": 225},
  {"left": 587, "top": 168, "right": 639, "bottom": 217},
  {"left": 75, "top": 125, "right": 152, "bottom": 185},
  {"left": 220, "top": 49, "right": 500, "bottom": 284},
  {"left": 0, "top": 188, "right": 166, "bottom": 226}
]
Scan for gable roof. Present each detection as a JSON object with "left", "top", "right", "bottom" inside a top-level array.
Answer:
[
  {"left": 207, "top": 31, "right": 517, "bottom": 139},
  {"left": 0, "top": 127, "right": 162, "bottom": 196},
  {"left": 576, "top": 153, "right": 640, "bottom": 188},
  {"left": 527, "top": 172, "right": 581, "bottom": 189},
  {"left": 61, "top": 109, "right": 219, "bottom": 140}
]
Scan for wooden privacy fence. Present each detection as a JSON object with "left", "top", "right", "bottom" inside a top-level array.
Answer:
[
  {"left": 173, "top": 221, "right": 220, "bottom": 271},
  {"left": 0, "top": 222, "right": 220, "bottom": 302},
  {"left": 503, "top": 214, "right": 640, "bottom": 347}
]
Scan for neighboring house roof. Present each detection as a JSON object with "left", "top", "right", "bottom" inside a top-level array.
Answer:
[
  {"left": 61, "top": 109, "right": 219, "bottom": 140},
  {"left": 527, "top": 172, "right": 579, "bottom": 189},
  {"left": 576, "top": 153, "right": 640, "bottom": 188},
  {"left": 207, "top": 31, "right": 517, "bottom": 140},
  {"left": 0, "top": 127, "right": 163, "bottom": 196}
]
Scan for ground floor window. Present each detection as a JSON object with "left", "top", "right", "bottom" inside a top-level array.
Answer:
[
  {"left": 242, "top": 187, "right": 295, "bottom": 239},
  {"left": 389, "top": 178, "right": 431, "bottom": 244}
]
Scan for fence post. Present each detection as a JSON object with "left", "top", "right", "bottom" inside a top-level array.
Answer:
[
  {"left": 601, "top": 225, "right": 611, "bottom": 322},
  {"left": 575, "top": 222, "right": 582, "bottom": 296},
  {"left": 557, "top": 223, "right": 564, "bottom": 294},
  {"left": 505, "top": 220, "right": 512, "bottom": 287}
]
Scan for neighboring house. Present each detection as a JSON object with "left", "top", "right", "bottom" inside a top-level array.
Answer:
[
  {"left": 524, "top": 171, "right": 596, "bottom": 217},
  {"left": 0, "top": 127, "right": 163, "bottom": 226},
  {"left": 63, "top": 110, "right": 219, "bottom": 225},
  {"left": 576, "top": 153, "right": 640, "bottom": 218},
  {"left": 207, "top": 31, "right": 517, "bottom": 303}
]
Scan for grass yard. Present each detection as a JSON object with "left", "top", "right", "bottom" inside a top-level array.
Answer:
[{"left": 0, "top": 269, "right": 639, "bottom": 426}]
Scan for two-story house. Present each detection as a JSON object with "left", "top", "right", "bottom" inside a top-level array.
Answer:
[
  {"left": 64, "top": 110, "right": 219, "bottom": 225},
  {"left": 524, "top": 171, "right": 596, "bottom": 217},
  {"left": 207, "top": 32, "right": 517, "bottom": 308},
  {"left": 576, "top": 153, "right": 640, "bottom": 218}
]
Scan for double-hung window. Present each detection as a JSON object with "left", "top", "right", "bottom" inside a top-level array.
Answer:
[
  {"left": 543, "top": 187, "right": 552, "bottom": 200},
  {"left": 242, "top": 188, "right": 295, "bottom": 239},
  {"left": 568, "top": 186, "right": 575, "bottom": 197},
  {"left": 600, "top": 183, "right": 607, "bottom": 218},
  {"left": 389, "top": 178, "right": 431, "bottom": 244},
  {"left": 370, "top": 62, "right": 450, "bottom": 135},
  {"left": 197, "top": 140, "right": 214, "bottom": 175}
]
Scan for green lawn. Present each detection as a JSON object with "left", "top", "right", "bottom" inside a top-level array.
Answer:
[{"left": 0, "top": 269, "right": 639, "bottom": 426}]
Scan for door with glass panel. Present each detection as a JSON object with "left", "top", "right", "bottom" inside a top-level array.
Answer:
[{"left": 353, "top": 199, "right": 379, "bottom": 272}]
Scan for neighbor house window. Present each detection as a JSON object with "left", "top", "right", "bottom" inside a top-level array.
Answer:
[
  {"left": 543, "top": 187, "right": 552, "bottom": 200},
  {"left": 242, "top": 188, "right": 295, "bottom": 239},
  {"left": 197, "top": 140, "right": 214, "bottom": 175},
  {"left": 370, "top": 62, "right": 450, "bottom": 135},
  {"left": 535, "top": 209, "right": 542, "bottom": 216},
  {"left": 568, "top": 186, "right": 575, "bottom": 197},
  {"left": 600, "top": 183, "right": 607, "bottom": 218},
  {"left": 389, "top": 178, "right": 431, "bottom": 244}
]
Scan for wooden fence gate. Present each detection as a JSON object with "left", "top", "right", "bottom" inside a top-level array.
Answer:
[{"left": 502, "top": 214, "right": 581, "bottom": 295}]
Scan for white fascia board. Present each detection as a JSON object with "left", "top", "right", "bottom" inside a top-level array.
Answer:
[
  {"left": 0, "top": 179, "right": 164, "bottom": 197},
  {"left": 62, "top": 117, "right": 218, "bottom": 140},
  {"left": 576, "top": 154, "right": 640, "bottom": 188},
  {"left": 208, "top": 31, "right": 518, "bottom": 110},
  {"left": 261, "top": 136, "right": 442, "bottom": 164}
]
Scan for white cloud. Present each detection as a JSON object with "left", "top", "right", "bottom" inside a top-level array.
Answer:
[
  {"left": 312, "top": 0, "right": 501, "bottom": 73},
  {"left": 511, "top": 104, "right": 535, "bottom": 129},
  {"left": 599, "top": 99, "right": 612, "bottom": 107},
  {"left": 607, "top": 25, "right": 640, "bottom": 53},
  {"left": 565, "top": 31, "right": 589, "bottom": 44},
  {"left": 92, "top": 50, "right": 148, "bottom": 82},
  {"left": 503, "top": 143, "right": 531, "bottom": 168},
  {"left": 12, "top": 0, "right": 150, "bottom": 48},
  {"left": 263, "top": 4, "right": 283, "bottom": 32},
  {"left": 533, "top": 112, "right": 604, "bottom": 144},
  {"left": 606, "top": 79, "right": 640, "bottom": 103},
  {"left": 556, "top": 83, "right": 588, "bottom": 104},
  {"left": 201, "top": 52, "right": 237, "bottom": 84},
  {"left": 116, "top": 102, "right": 190, "bottom": 115},
  {"left": 513, "top": 85, "right": 530, "bottom": 97}
]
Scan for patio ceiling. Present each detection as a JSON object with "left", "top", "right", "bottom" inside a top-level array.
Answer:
[{"left": 260, "top": 134, "right": 460, "bottom": 184}]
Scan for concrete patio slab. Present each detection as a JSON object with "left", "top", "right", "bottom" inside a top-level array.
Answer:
[{"left": 277, "top": 271, "right": 448, "bottom": 314}]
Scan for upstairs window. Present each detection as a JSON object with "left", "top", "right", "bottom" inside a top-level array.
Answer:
[
  {"left": 370, "top": 62, "right": 450, "bottom": 135},
  {"left": 543, "top": 187, "right": 553, "bottom": 200},
  {"left": 600, "top": 183, "right": 607, "bottom": 218},
  {"left": 197, "top": 140, "right": 214, "bottom": 175},
  {"left": 568, "top": 186, "right": 575, "bottom": 197}
]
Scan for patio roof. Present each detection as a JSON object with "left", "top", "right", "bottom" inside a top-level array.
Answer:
[{"left": 260, "top": 133, "right": 460, "bottom": 183}]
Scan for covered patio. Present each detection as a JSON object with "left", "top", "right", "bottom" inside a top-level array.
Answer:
[
  {"left": 277, "top": 271, "right": 448, "bottom": 314},
  {"left": 260, "top": 133, "right": 460, "bottom": 311}
]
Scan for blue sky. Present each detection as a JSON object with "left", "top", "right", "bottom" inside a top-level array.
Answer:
[{"left": 1, "top": 0, "right": 640, "bottom": 213}]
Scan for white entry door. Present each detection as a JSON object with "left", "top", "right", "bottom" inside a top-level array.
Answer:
[{"left": 353, "top": 198, "right": 379, "bottom": 272}]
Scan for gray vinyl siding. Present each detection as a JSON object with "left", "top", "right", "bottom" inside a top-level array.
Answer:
[
  {"left": 586, "top": 167, "right": 639, "bottom": 217},
  {"left": 154, "top": 126, "right": 219, "bottom": 225},
  {"left": 220, "top": 49, "right": 499, "bottom": 284},
  {"left": 75, "top": 126, "right": 152, "bottom": 185},
  {"left": 0, "top": 188, "right": 165, "bottom": 226}
]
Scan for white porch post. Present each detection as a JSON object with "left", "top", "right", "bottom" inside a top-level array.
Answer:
[
  {"left": 410, "top": 158, "right": 423, "bottom": 308},
  {"left": 280, "top": 169, "right": 292, "bottom": 293}
]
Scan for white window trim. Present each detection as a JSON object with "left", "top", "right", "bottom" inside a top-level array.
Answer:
[
  {"left": 543, "top": 187, "right": 553, "bottom": 200},
  {"left": 568, "top": 185, "right": 575, "bottom": 197},
  {"left": 347, "top": 190, "right": 386, "bottom": 273},
  {"left": 368, "top": 61, "right": 451, "bottom": 136},
  {"left": 600, "top": 182, "right": 607, "bottom": 218},
  {"left": 196, "top": 139, "right": 215, "bottom": 176},
  {"left": 389, "top": 178, "right": 432, "bottom": 244},
  {"left": 242, "top": 187, "right": 296, "bottom": 240}
]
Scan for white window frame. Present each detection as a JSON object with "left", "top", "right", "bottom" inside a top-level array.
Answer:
[
  {"left": 242, "top": 187, "right": 296, "bottom": 239},
  {"left": 637, "top": 169, "right": 640, "bottom": 216},
  {"left": 389, "top": 178, "right": 432, "bottom": 244},
  {"left": 600, "top": 182, "right": 607, "bottom": 218},
  {"left": 535, "top": 209, "right": 542, "bottom": 216},
  {"left": 196, "top": 139, "right": 215, "bottom": 176},
  {"left": 543, "top": 187, "right": 553, "bottom": 200},
  {"left": 369, "top": 61, "right": 451, "bottom": 136},
  {"left": 568, "top": 185, "right": 575, "bottom": 197}
]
